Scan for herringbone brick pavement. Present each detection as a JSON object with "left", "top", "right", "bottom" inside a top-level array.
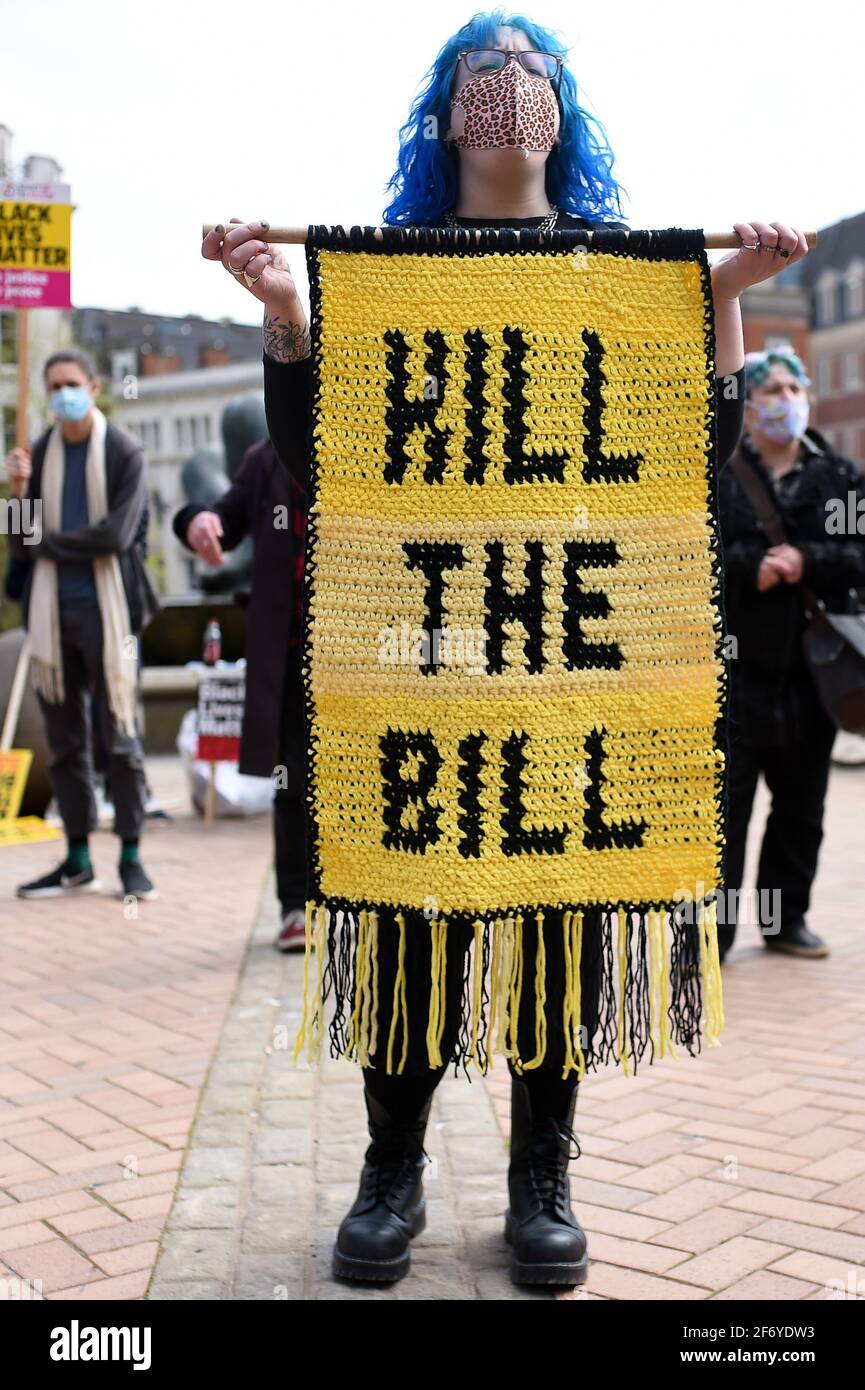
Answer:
[
  {"left": 0, "top": 759, "right": 272, "bottom": 1299},
  {"left": 486, "top": 762, "right": 865, "bottom": 1300},
  {"left": 2, "top": 755, "right": 863, "bottom": 1299}
]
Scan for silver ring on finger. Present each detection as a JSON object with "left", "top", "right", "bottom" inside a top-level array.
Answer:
[
  {"left": 243, "top": 269, "right": 263, "bottom": 287},
  {"left": 226, "top": 262, "right": 246, "bottom": 276}
]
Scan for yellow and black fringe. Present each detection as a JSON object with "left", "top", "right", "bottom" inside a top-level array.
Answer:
[{"left": 291, "top": 899, "right": 725, "bottom": 1079}]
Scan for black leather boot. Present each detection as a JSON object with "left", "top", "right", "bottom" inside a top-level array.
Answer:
[
  {"left": 332, "top": 1086, "right": 433, "bottom": 1282},
  {"left": 505, "top": 1074, "right": 589, "bottom": 1286},
  {"left": 763, "top": 917, "right": 830, "bottom": 958}
]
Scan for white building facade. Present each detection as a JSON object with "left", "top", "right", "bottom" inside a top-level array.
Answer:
[{"left": 112, "top": 360, "right": 264, "bottom": 597}]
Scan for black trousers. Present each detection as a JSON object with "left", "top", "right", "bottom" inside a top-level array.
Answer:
[
  {"left": 274, "top": 644, "right": 307, "bottom": 913},
  {"left": 722, "top": 682, "right": 837, "bottom": 946},
  {"left": 36, "top": 603, "right": 147, "bottom": 842},
  {"left": 360, "top": 908, "right": 605, "bottom": 1121}
]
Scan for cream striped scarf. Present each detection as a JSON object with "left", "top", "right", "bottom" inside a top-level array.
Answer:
[{"left": 28, "top": 407, "right": 138, "bottom": 737}]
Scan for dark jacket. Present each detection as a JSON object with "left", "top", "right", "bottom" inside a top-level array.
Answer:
[
  {"left": 5, "top": 499, "right": 151, "bottom": 603},
  {"left": 718, "top": 427, "right": 865, "bottom": 743},
  {"left": 173, "top": 437, "right": 306, "bottom": 778},
  {"left": 14, "top": 419, "right": 160, "bottom": 636}
]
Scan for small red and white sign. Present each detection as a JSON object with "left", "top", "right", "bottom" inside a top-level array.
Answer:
[{"left": 196, "top": 670, "right": 245, "bottom": 763}]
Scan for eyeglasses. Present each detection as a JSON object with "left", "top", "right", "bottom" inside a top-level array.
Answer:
[{"left": 457, "top": 48, "right": 564, "bottom": 92}]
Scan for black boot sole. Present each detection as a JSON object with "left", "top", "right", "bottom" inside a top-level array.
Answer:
[
  {"left": 332, "top": 1200, "right": 426, "bottom": 1283},
  {"left": 504, "top": 1213, "right": 589, "bottom": 1287},
  {"left": 763, "top": 941, "right": 830, "bottom": 959}
]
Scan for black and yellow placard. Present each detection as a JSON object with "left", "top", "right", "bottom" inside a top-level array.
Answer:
[
  {"left": 294, "top": 224, "right": 726, "bottom": 1078},
  {"left": 0, "top": 198, "right": 72, "bottom": 309},
  {"left": 0, "top": 750, "right": 63, "bottom": 846},
  {"left": 0, "top": 749, "right": 31, "bottom": 822}
]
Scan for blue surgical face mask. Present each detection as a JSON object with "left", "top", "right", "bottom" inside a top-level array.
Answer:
[
  {"left": 49, "top": 385, "right": 92, "bottom": 423},
  {"left": 751, "top": 395, "right": 810, "bottom": 445}
]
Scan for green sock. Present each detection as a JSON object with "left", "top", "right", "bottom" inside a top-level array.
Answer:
[
  {"left": 120, "top": 840, "right": 140, "bottom": 865},
  {"left": 67, "top": 839, "right": 91, "bottom": 872}
]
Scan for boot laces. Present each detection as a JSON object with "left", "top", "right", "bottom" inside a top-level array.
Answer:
[
  {"left": 362, "top": 1126, "right": 427, "bottom": 1204},
  {"left": 527, "top": 1119, "right": 581, "bottom": 1211}
]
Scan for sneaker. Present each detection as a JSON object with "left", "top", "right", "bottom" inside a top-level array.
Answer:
[
  {"left": 17, "top": 860, "right": 102, "bottom": 899},
  {"left": 276, "top": 908, "right": 310, "bottom": 953},
  {"left": 119, "top": 860, "right": 159, "bottom": 901}
]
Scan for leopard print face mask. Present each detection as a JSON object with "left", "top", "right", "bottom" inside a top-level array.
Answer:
[{"left": 448, "top": 58, "right": 559, "bottom": 153}]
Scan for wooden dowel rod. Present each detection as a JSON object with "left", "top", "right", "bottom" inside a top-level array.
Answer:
[
  {"left": 203, "top": 223, "right": 817, "bottom": 249},
  {"left": 15, "top": 308, "right": 30, "bottom": 448},
  {"left": 0, "top": 637, "right": 29, "bottom": 752}
]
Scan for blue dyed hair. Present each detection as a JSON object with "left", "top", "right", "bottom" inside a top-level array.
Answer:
[
  {"left": 381, "top": 9, "right": 626, "bottom": 226},
  {"left": 744, "top": 347, "right": 812, "bottom": 396}
]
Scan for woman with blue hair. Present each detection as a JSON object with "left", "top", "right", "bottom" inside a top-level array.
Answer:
[
  {"left": 203, "top": 9, "right": 809, "bottom": 1289},
  {"left": 718, "top": 345, "right": 865, "bottom": 965}
]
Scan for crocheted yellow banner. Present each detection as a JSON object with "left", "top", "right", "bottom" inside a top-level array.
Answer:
[{"left": 304, "top": 227, "right": 725, "bottom": 917}]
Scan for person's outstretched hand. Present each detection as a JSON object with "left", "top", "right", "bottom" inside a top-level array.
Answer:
[
  {"left": 187, "top": 510, "right": 224, "bottom": 567},
  {"left": 712, "top": 221, "right": 809, "bottom": 300},
  {"left": 201, "top": 218, "right": 300, "bottom": 313}
]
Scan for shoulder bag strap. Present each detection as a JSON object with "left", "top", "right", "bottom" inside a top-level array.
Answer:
[{"left": 728, "top": 446, "right": 823, "bottom": 617}]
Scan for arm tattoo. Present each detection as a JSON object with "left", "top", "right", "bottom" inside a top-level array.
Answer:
[{"left": 263, "top": 310, "right": 311, "bottom": 363}]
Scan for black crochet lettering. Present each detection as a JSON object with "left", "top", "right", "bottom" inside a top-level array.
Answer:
[
  {"left": 383, "top": 328, "right": 451, "bottom": 484},
  {"left": 484, "top": 539, "right": 546, "bottom": 674},
  {"left": 402, "top": 541, "right": 466, "bottom": 675},
  {"left": 582, "top": 727, "right": 647, "bottom": 851},
  {"left": 463, "top": 328, "right": 491, "bottom": 484},
  {"left": 501, "top": 731, "right": 568, "bottom": 856},
  {"left": 581, "top": 329, "right": 643, "bottom": 483},
  {"left": 456, "top": 732, "right": 487, "bottom": 858},
  {"left": 380, "top": 728, "right": 443, "bottom": 852},
  {"left": 562, "top": 540, "right": 624, "bottom": 670},
  {"left": 502, "top": 326, "right": 568, "bottom": 483}
]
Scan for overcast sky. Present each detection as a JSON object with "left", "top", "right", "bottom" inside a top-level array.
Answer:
[{"left": 4, "top": 0, "right": 863, "bottom": 326}]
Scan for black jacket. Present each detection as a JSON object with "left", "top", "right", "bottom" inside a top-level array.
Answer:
[
  {"left": 5, "top": 500, "right": 151, "bottom": 604},
  {"left": 173, "top": 437, "right": 306, "bottom": 778},
  {"left": 14, "top": 419, "right": 160, "bottom": 636},
  {"left": 718, "top": 427, "right": 865, "bottom": 742}
]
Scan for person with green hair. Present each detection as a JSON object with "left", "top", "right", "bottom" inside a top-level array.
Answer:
[{"left": 718, "top": 344, "right": 865, "bottom": 962}]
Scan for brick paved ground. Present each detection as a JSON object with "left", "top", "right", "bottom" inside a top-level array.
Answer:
[
  {"left": 147, "top": 890, "right": 533, "bottom": 1301},
  {"left": 0, "top": 758, "right": 272, "bottom": 1299},
  {"left": 487, "top": 762, "right": 865, "bottom": 1301},
  {"left": 2, "top": 755, "right": 864, "bottom": 1299}
]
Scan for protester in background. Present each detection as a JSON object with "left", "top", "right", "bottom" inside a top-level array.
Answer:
[
  {"left": 719, "top": 346, "right": 865, "bottom": 962},
  {"left": 6, "top": 460, "right": 168, "bottom": 823},
  {"left": 4, "top": 499, "right": 163, "bottom": 826},
  {"left": 5, "top": 348, "right": 160, "bottom": 901},
  {"left": 172, "top": 435, "right": 309, "bottom": 951}
]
